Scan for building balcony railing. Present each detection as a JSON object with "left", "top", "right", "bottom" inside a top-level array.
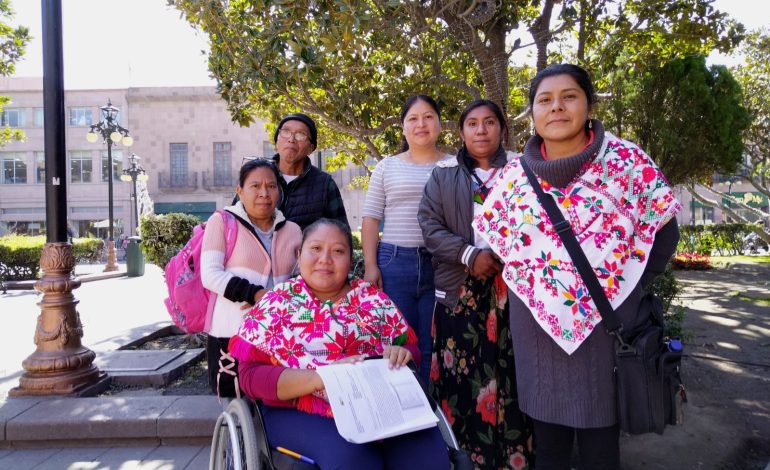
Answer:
[
  {"left": 202, "top": 171, "right": 235, "bottom": 191},
  {"left": 158, "top": 171, "right": 198, "bottom": 192}
]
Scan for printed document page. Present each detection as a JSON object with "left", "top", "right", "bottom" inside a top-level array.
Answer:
[{"left": 315, "top": 358, "right": 438, "bottom": 444}]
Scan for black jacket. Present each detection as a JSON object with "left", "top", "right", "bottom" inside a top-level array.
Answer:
[
  {"left": 418, "top": 148, "right": 513, "bottom": 308},
  {"left": 272, "top": 155, "right": 349, "bottom": 230}
]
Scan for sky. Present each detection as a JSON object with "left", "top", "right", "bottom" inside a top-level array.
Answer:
[{"left": 6, "top": 0, "right": 768, "bottom": 90}]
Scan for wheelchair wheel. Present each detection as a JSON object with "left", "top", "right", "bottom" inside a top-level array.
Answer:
[{"left": 210, "top": 399, "right": 260, "bottom": 470}]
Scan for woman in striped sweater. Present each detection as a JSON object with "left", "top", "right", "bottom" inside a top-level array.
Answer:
[
  {"left": 201, "top": 158, "right": 302, "bottom": 397},
  {"left": 361, "top": 95, "right": 452, "bottom": 383}
]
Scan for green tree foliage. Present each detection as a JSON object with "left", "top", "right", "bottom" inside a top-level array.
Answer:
[
  {"left": 684, "top": 30, "right": 770, "bottom": 245},
  {"left": 169, "top": 0, "right": 741, "bottom": 169},
  {"left": 0, "top": 0, "right": 29, "bottom": 147},
  {"left": 140, "top": 213, "right": 200, "bottom": 268},
  {"left": 621, "top": 55, "right": 749, "bottom": 186},
  {"left": 733, "top": 29, "right": 770, "bottom": 200}
]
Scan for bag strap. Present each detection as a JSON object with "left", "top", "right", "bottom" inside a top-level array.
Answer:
[
  {"left": 519, "top": 158, "right": 623, "bottom": 335},
  {"left": 217, "top": 209, "right": 239, "bottom": 263}
]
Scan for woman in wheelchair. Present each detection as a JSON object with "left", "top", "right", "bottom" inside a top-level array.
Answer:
[{"left": 228, "top": 218, "right": 451, "bottom": 470}]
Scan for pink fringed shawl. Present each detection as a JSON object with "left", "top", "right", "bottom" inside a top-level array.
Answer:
[{"left": 229, "top": 276, "right": 416, "bottom": 417}]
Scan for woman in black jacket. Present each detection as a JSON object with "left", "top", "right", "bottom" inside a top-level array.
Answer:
[{"left": 418, "top": 100, "right": 532, "bottom": 470}]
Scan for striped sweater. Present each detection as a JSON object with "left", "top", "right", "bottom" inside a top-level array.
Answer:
[{"left": 362, "top": 153, "right": 452, "bottom": 247}]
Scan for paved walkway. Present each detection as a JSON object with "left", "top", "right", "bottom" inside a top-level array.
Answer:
[
  {"left": 1, "top": 261, "right": 769, "bottom": 469},
  {"left": 1, "top": 264, "right": 218, "bottom": 469}
]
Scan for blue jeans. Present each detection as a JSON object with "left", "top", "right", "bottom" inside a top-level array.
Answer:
[{"left": 377, "top": 242, "right": 435, "bottom": 383}]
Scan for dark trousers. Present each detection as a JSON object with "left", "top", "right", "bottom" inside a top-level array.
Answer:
[
  {"left": 261, "top": 405, "right": 451, "bottom": 470},
  {"left": 533, "top": 419, "right": 620, "bottom": 470},
  {"left": 378, "top": 242, "right": 435, "bottom": 383},
  {"left": 206, "top": 335, "right": 243, "bottom": 398}
]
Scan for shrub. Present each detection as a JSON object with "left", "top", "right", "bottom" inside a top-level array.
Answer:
[
  {"left": 0, "top": 235, "right": 43, "bottom": 280},
  {"left": 140, "top": 213, "right": 200, "bottom": 268},
  {"left": 72, "top": 238, "right": 105, "bottom": 263},
  {"left": 351, "top": 231, "right": 362, "bottom": 251},
  {"left": 0, "top": 236, "right": 106, "bottom": 280},
  {"left": 672, "top": 253, "right": 713, "bottom": 270},
  {"left": 649, "top": 264, "right": 689, "bottom": 338},
  {"left": 678, "top": 223, "right": 758, "bottom": 256}
]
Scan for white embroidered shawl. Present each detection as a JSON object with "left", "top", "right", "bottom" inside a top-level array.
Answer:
[{"left": 473, "top": 133, "right": 681, "bottom": 354}]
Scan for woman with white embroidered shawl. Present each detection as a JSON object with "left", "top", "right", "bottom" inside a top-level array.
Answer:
[
  {"left": 473, "top": 64, "right": 681, "bottom": 469},
  {"left": 228, "top": 219, "right": 450, "bottom": 470}
]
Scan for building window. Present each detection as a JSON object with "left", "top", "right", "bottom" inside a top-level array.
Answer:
[
  {"left": 1, "top": 153, "right": 27, "bottom": 184},
  {"left": 35, "top": 152, "right": 45, "bottom": 183},
  {"left": 101, "top": 149, "right": 123, "bottom": 182},
  {"left": 33, "top": 108, "right": 44, "bottom": 127},
  {"left": 213, "top": 142, "right": 231, "bottom": 186},
  {"left": 170, "top": 143, "right": 188, "bottom": 186},
  {"left": 69, "top": 107, "right": 93, "bottom": 126},
  {"left": 1, "top": 108, "right": 26, "bottom": 128},
  {"left": 70, "top": 151, "right": 93, "bottom": 183},
  {"left": 262, "top": 141, "right": 275, "bottom": 158}
]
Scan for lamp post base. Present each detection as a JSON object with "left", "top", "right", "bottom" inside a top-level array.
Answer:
[
  {"left": 10, "top": 242, "right": 105, "bottom": 396},
  {"left": 104, "top": 240, "right": 119, "bottom": 272}
]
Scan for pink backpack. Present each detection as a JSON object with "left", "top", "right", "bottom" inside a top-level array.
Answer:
[{"left": 164, "top": 210, "right": 238, "bottom": 334}]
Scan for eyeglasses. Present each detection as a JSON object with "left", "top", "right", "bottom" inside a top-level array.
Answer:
[{"left": 277, "top": 128, "right": 310, "bottom": 142}]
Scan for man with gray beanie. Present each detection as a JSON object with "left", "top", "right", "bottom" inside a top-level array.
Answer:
[{"left": 271, "top": 113, "right": 348, "bottom": 230}]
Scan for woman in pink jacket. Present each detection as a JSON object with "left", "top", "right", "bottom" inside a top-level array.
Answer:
[{"left": 201, "top": 158, "right": 302, "bottom": 397}]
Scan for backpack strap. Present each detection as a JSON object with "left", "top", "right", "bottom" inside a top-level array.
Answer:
[
  {"left": 203, "top": 210, "right": 240, "bottom": 334},
  {"left": 218, "top": 209, "right": 239, "bottom": 262}
]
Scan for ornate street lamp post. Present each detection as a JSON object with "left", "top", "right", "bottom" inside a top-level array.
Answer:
[
  {"left": 86, "top": 100, "right": 133, "bottom": 271},
  {"left": 120, "top": 153, "right": 148, "bottom": 236}
]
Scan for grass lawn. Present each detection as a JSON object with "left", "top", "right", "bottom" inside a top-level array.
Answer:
[{"left": 711, "top": 255, "right": 770, "bottom": 265}]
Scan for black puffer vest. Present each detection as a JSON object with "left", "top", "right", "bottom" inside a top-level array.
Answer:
[{"left": 274, "top": 155, "right": 333, "bottom": 230}]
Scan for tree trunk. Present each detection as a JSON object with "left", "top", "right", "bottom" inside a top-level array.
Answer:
[{"left": 529, "top": 0, "right": 556, "bottom": 72}]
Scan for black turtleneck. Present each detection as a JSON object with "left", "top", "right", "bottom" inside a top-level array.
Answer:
[{"left": 522, "top": 119, "right": 605, "bottom": 188}]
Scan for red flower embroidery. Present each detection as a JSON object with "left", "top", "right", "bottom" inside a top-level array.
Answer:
[
  {"left": 486, "top": 310, "right": 497, "bottom": 342},
  {"left": 475, "top": 380, "right": 498, "bottom": 425},
  {"left": 324, "top": 331, "right": 364, "bottom": 361},
  {"left": 642, "top": 166, "right": 657, "bottom": 183}
]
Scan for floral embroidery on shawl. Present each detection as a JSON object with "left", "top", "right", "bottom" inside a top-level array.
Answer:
[
  {"left": 230, "top": 276, "right": 415, "bottom": 416},
  {"left": 473, "top": 133, "right": 681, "bottom": 354}
]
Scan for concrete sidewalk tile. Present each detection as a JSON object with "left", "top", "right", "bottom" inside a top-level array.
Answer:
[
  {"left": 0, "top": 397, "right": 44, "bottom": 441},
  {"left": 158, "top": 396, "right": 221, "bottom": 439},
  {"left": 85, "top": 445, "right": 157, "bottom": 469},
  {"left": 0, "top": 447, "right": 59, "bottom": 470},
  {"left": 185, "top": 445, "right": 211, "bottom": 469},
  {"left": 5, "top": 396, "right": 177, "bottom": 442},
  {"left": 31, "top": 446, "right": 108, "bottom": 470},
  {"left": 142, "top": 445, "right": 205, "bottom": 469}
]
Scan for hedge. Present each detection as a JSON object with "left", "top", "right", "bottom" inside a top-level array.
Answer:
[
  {"left": 0, "top": 236, "right": 105, "bottom": 280},
  {"left": 140, "top": 212, "right": 200, "bottom": 268},
  {"left": 678, "top": 223, "right": 759, "bottom": 256}
]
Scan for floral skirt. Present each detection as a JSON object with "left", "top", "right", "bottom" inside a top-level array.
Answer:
[{"left": 430, "top": 275, "right": 533, "bottom": 470}]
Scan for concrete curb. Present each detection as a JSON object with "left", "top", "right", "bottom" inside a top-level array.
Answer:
[{"left": 0, "top": 395, "right": 221, "bottom": 449}]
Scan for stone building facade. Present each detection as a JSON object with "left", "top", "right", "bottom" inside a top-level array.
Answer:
[{"left": 0, "top": 78, "right": 366, "bottom": 238}]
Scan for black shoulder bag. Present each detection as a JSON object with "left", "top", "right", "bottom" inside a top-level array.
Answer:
[{"left": 520, "top": 158, "right": 686, "bottom": 435}]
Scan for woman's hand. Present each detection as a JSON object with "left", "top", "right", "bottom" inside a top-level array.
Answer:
[
  {"left": 240, "top": 288, "right": 267, "bottom": 310},
  {"left": 470, "top": 250, "right": 503, "bottom": 280},
  {"left": 363, "top": 264, "right": 383, "bottom": 288},
  {"left": 382, "top": 345, "right": 412, "bottom": 369}
]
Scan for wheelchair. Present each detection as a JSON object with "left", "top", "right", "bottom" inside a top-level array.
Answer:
[{"left": 210, "top": 385, "right": 473, "bottom": 469}]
